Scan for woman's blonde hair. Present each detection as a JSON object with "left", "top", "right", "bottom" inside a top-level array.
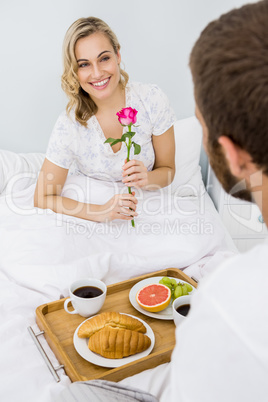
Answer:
[{"left": 61, "top": 17, "right": 129, "bottom": 127}]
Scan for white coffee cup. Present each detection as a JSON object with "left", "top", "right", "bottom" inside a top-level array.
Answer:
[
  {"left": 172, "top": 295, "right": 191, "bottom": 326},
  {"left": 64, "top": 278, "right": 107, "bottom": 318}
]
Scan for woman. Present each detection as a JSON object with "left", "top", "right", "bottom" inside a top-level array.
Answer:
[{"left": 34, "top": 17, "right": 176, "bottom": 222}]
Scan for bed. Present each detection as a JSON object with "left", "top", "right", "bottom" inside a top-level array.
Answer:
[{"left": 0, "top": 116, "right": 236, "bottom": 401}]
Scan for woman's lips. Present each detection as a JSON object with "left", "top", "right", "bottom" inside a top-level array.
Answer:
[{"left": 90, "top": 77, "right": 110, "bottom": 90}]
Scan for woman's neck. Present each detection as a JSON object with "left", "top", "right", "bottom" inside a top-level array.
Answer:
[{"left": 94, "top": 84, "right": 125, "bottom": 115}]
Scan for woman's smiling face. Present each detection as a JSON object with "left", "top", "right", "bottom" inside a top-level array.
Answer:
[{"left": 75, "top": 32, "right": 121, "bottom": 103}]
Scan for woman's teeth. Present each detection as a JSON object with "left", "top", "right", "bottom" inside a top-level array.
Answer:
[{"left": 92, "top": 78, "right": 109, "bottom": 87}]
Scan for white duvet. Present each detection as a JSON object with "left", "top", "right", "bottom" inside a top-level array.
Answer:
[{"left": 0, "top": 174, "right": 235, "bottom": 402}]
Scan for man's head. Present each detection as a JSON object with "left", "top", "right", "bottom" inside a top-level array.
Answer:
[{"left": 190, "top": 0, "right": 268, "bottom": 201}]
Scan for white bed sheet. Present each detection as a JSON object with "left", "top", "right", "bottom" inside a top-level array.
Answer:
[{"left": 0, "top": 174, "right": 236, "bottom": 402}]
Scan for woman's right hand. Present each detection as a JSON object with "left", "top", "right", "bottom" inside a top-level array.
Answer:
[{"left": 99, "top": 192, "right": 138, "bottom": 222}]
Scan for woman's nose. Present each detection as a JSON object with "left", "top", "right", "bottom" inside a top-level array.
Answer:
[{"left": 91, "top": 63, "right": 102, "bottom": 79}]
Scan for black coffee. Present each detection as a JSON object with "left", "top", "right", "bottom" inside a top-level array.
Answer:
[
  {"left": 73, "top": 286, "right": 103, "bottom": 299},
  {"left": 176, "top": 304, "right": 190, "bottom": 317}
]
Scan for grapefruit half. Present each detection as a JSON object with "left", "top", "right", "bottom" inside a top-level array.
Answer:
[{"left": 136, "top": 283, "right": 171, "bottom": 312}]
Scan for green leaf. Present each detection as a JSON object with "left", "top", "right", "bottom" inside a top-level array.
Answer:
[
  {"left": 121, "top": 132, "right": 135, "bottom": 142},
  {"left": 104, "top": 137, "right": 116, "bottom": 144},
  {"left": 104, "top": 138, "right": 123, "bottom": 146},
  {"left": 132, "top": 142, "right": 141, "bottom": 155},
  {"left": 110, "top": 139, "right": 123, "bottom": 146}
]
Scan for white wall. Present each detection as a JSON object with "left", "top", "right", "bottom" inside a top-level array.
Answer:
[{"left": 0, "top": 0, "right": 257, "bottom": 153}]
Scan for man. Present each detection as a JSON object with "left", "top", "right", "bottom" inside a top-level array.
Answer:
[
  {"left": 57, "top": 1, "right": 268, "bottom": 401},
  {"left": 168, "top": 1, "right": 268, "bottom": 401}
]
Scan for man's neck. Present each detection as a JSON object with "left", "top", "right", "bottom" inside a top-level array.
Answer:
[{"left": 251, "top": 172, "right": 268, "bottom": 227}]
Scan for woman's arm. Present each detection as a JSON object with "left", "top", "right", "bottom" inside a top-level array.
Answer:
[
  {"left": 34, "top": 158, "right": 138, "bottom": 222},
  {"left": 122, "top": 126, "right": 175, "bottom": 190}
]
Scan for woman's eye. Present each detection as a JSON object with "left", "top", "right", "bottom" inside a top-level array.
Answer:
[
  {"left": 78, "top": 63, "right": 89, "bottom": 68},
  {"left": 101, "top": 57, "right": 110, "bottom": 62}
]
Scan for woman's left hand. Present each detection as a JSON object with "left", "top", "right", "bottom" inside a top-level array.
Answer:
[{"left": 122, "top": 159, "right": 148, "bottom": 189}]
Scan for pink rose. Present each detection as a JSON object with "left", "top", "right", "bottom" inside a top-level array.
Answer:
[{"left": 116, "top": 107, "right": 138, "bottom": 126}]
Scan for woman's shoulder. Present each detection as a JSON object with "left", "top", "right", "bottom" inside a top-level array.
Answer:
[
  {"left": 54, "top": 108, "right": 85, "bottom": 129},
  {"left": 129, "top": 82, "right": 174, "bottom": 115},
  {"left": 129, "top": 81, "right": 169, "bottom": 104},
  {"left": 54, "top": 109, "right": 73, "bottom": 123},
  {"left": 129, "top": 81, "right": 164, "bottom": 95}
]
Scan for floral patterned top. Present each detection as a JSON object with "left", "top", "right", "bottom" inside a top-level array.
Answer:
[{"left": 46, "top": 82, "right": 176, "bottom": 182}]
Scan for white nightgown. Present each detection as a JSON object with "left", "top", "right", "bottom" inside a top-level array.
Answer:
[
  {"left": 46, "top": 82, "right": 176, "bottom": 181},
  {"left": 43, "top": 81, "right": 228, "bottom": 284}
]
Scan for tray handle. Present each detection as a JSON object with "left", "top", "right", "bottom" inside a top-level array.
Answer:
[
  {"left": 190, "top": 276, "right": 199, "bottom": 284},
  {"left": 28, "top": 326, "right": 64, "bottom": 382}
]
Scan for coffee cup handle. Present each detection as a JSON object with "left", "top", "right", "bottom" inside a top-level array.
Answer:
[{"left": 64, "top": 298, "right": 78, "bottom": 315}]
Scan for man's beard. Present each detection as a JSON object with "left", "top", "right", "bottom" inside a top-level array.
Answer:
[{"left": 208, "top": 142, "right": 252, "bottom": 202}]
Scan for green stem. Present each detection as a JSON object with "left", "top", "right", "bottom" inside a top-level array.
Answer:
[
  {"left": 127, "top": 142, "right": 131, "bottom": 162},
  {"left": 127, "top": 125, "right": 135, "bottom": 227}
]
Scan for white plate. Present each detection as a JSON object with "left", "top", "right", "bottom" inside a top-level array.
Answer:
[
  {"left": 129, "top": 276, "right": 195, "bottom": 320},
  {"left": 73, "top": 313, "right": 155, "bottom": 368}
]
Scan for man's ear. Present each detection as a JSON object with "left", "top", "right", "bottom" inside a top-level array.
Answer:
[{"left": 218, "top": 136, "right": 253, "bottom": 177}]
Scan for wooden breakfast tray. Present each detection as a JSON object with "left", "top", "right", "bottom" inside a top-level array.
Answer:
[{"left": 35, "top": 268, "right": 197, "bottom": 383}]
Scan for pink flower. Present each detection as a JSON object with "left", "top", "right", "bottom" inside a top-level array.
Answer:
[{"left": 116, "top": 107, "right": 138, "bottom": 126}]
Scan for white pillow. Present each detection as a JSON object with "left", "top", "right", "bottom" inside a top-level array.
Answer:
[
  {"left": 168, "top": 116, "right": 204, "bottom": 196},
  {"left": 0, "top": 150, "right": 45, "bottom": 195}
]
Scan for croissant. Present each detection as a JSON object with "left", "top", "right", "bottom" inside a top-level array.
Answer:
[
  {"left": 88, "top": 326, "right": 151, "bottom": 359},
  {"left": 78, "top": 312, "right": 146, "bottom": 338}
]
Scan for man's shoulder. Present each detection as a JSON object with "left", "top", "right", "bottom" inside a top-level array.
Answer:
[
  {"left": 200, "top": 241, "right": 268, "bottom": 299},
  {"left": 219, "top": 241, "right": 268, "bottom": 276}
]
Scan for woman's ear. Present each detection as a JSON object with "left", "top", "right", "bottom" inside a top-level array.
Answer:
[
  {"left": 117, "top": 50, "right": 121, "bottom": 65},
  {"left": 218, "top": 136, "right": 253, "bottom": 177}
]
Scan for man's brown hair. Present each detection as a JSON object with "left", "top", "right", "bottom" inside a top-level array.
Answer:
[{"left": 190, "top": 0, "right": 268, "bottom": 173}]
